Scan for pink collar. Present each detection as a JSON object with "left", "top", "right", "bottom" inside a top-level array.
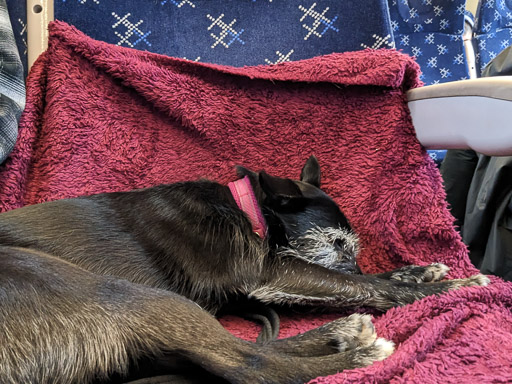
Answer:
[{"left": 228, "top": 176, "right": 268, "bottom": 239}]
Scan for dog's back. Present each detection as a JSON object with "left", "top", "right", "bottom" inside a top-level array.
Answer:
[{"left": 0, "top": 180, "right": 267, "bottom": 311}]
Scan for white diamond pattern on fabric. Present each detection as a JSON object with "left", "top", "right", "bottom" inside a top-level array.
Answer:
[
  {"left": 206, "top": 13, "right": 245, "bottom": 48},
  {"left": 298, "top": 2, "right": 339, "bottom": 40},
  {"left": 111, "top": 12, "right": 152, "bottom": 48},
  {"left": 265, "top": 49, "right": 295, "bottom": 64}
]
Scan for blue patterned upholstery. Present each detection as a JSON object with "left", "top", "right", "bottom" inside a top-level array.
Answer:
[
  {"left": 474, "top": 0, "right": 512, "bottom": 74},
  {"left": 7, "top": 0, "right": 395, "bottom": 71},
  {"left": 388, "top": 0, "right": 470, "bottom": 85}
]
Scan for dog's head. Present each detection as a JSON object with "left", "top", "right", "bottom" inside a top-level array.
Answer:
[{"left": 237, "top": 156, "right": 360, "bottom": 274}]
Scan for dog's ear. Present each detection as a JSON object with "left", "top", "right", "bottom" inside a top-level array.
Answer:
[
  {"left": 300, "top": 155, "right": 321, "bottom": 187},
  {"left": 259, "top": 171, "right": 305, "bottom": 209}
]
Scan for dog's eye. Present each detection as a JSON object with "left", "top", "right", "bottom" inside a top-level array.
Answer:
[{"left": 334, "top": 239, "right": 345, "bottom": 250}]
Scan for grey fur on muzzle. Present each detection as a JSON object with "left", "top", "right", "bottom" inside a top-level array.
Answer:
[{"left": 276, "top": 226, "right": 360, "bottom": 274}]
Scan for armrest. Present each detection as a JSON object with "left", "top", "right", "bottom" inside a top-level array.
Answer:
[{"left": 407, "top": 77, "right": 512, "bottom": 156}]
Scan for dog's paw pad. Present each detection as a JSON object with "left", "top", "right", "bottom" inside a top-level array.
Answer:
[
  {"left": 389, "top": 263, "right": 450, "bottom": 283},
  {"left": 424, "top": 263, "right": 450, "bottom": 282},
  {"left": 332, "top": 314, "right": 377, "bottom": 352}
]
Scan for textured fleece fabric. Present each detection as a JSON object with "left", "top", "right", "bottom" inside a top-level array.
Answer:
[{"left": 1, "top": 21, "right": 512, "bottom": 383}]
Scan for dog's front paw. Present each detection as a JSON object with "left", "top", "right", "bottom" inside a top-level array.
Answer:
[
  {"left": 448, "top": 274, "right": 490, "bottom": 289},
  {"left": 331, "top": 314, "right": 377, "bottom": 352},
  {"left": 388, "top": 263, "right": 450, "bottom": 283}
]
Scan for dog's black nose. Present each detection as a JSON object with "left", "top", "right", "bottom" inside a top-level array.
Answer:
[{"left": 334, "top": 238, "right": 345, "bottom": 250}]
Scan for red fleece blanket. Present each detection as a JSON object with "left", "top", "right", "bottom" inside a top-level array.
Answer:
[{"left": 2, "top": 21, "right": 512, "bottom": 383}]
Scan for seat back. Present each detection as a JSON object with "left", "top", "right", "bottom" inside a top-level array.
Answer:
[
  {"left": 473, "top": 0, "right": 512, "bottom": 74},
  {"left": 389, "top": 0, "right": 470, "bottom": 85},
  {"left": 9, "top": 0, "right": 395, "bottom": 70}
]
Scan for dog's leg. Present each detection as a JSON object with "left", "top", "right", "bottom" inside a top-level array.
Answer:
[
  {"left": 268, "top": 313, "right": 379, "bottom": 357},
  {"left": 0, "top": 247, "right": 391, "bottom": 384},
  {"left": 251, "top": 258, "right": 489, "bottom": 311},
  {"left": 374, "top": 263, "right": 450, "bottom": 283}
]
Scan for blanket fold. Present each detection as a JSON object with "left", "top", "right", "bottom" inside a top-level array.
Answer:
[{"left": 1, "top": 21, "right": 511, "bottom": 383}]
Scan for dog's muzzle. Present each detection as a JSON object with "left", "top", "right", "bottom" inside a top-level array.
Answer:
[{"left": 276, "top": 226, "right": 361, "bottom": 274}]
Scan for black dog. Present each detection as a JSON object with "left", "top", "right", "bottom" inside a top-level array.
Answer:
[{"left": 0, "top": 156, "right": 488, "bottom": 384}]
